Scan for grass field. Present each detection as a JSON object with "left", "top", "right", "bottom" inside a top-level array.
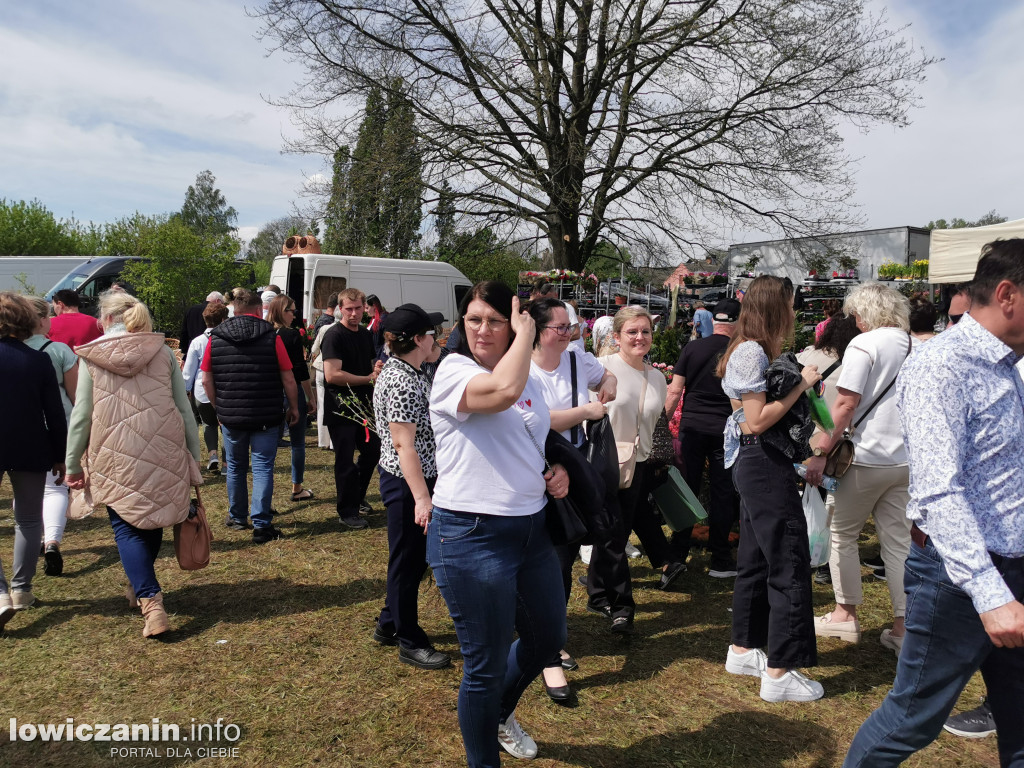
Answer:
[{"left": 0, "top": 434, "right": 997, "bottom": 767}]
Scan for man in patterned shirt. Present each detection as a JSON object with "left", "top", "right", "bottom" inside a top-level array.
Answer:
[{"left": 844, "top": 239, "right": 1024, "bottom": 767}]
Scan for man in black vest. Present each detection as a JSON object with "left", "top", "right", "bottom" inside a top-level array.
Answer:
[
  {"left": 202, "top": 289, "right": 299, "bottom": 544},
  {"left": 322, "top": 288, "right": 383, "bottom": 529}
]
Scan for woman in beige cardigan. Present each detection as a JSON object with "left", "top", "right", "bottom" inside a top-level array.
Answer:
[{"left": 65, "top": 292, "right": 202, "bottom": 638}]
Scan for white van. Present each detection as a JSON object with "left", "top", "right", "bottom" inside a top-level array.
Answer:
[{"left": 270, "top": 253, "right": 472, "bottom": 327}]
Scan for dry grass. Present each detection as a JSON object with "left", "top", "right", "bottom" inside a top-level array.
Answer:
[{"left": 0, "top": 434, "right": 997, "bottom": 767}]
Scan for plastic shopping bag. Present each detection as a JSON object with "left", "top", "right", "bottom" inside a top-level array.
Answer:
[{"left": 802, "top": 485, "right": 832, "bottom": 568}]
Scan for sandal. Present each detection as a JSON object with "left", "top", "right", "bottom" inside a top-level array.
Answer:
[{"left": 291, "top": 489, "right": 315, "bottom": 502}]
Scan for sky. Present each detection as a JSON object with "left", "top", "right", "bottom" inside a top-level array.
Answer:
[{"left": 1, "top": 0, "right": 1021, "bottom": 251}]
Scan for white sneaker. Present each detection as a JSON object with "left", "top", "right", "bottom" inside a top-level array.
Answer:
[
  {"left": 498, "top": 713, "right": 537, "bottom": 759},
  {"left": 760, "top": 670, "right": 825, "bottom": 702},
  {"left": 725, "top": 646, "right": 767, "bottom": 678},
  {"left": 625, "top": 543, "right": 642, "bottom": 559},
  {"left": 579, "top": 545, "right": 593, "bottom": 565}
]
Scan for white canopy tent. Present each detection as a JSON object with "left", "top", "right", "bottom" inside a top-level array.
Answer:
[{"left": 928, "top": 218, "right": 1024, "bottom": 283}]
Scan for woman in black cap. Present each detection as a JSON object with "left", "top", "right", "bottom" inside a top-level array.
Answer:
[{"left": 370, "top": 303, "right": 451, "bottom": 669}]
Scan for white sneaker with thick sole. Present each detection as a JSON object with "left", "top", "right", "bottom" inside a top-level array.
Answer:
[
  {"left": 725, "top": 646, "right": 767, "bottom": 678},
  {"left": 579, "top": 545, "right": 593, "bottom": 565},
  {"left": 498, "top": 713, "right": 537, "bottom": 759},
  {"left": 760, "top": 670, "right": 824, "bottom": 702},
  {"left": 625, "top": 543, "right": 642, "bottom": 559}
]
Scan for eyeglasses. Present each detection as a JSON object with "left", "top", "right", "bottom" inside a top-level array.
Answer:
[
  {"left": 622, "top": 329, "right": 652, "bottom": 338},
  {"left": 542, "top": 324, "right": 573, "bottom": 336},
  {"left": 425, "top": 330, "right": 436, "bottom": 336},
  {"left": 464, "top": 316, "right": 509, "bottom": 332}
]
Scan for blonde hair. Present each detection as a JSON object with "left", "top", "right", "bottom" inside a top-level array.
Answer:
[
  {"left": 26, "top": 296, "right": 51, "bottom": 320},
  {"left": 843, "top": 282, "right": 910, "bottom": 332},
  {"left": 98, "top": 291, "right": 153, "bottom": 333},
  {"left": 612, "top": 305, "right": 653, "bottom": 334}
]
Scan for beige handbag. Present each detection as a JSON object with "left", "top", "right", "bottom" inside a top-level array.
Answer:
[{"left": 616, "top": 364, "right": 649, "bottom": 489}]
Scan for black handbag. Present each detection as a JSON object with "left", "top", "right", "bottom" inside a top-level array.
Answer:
[
  {"left": 545, "top": 428, "right": 611, "bottom": 538},
  {"left": 647, "top": 411, "right": 675, "bottom": 467},
  {"left": 520, "top": 418, "right": 592, "bottom": 545}
]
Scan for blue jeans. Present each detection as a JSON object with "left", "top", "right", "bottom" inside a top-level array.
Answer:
[
  {"left": 844, "top": 538, "right": 1024, "bottom": 767},
  {"left": 108, "top": 507, "right": 163, "bottom": 600},
  {"left": 426, "top": 507, "right": 566, "bottom": 768},
  {"left": 288, "top": 388, "right": 307, "bottom": 485},
  {"left": 221, "top": 425, "right": 278, "bottom": 529}
]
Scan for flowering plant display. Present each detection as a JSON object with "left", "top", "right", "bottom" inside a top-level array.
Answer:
[
  {"left": 520, "top": 269, "right": 599, "bottom": 285},
  {"left": 651, "top": 361, "right": 674, "bottom": 382}
]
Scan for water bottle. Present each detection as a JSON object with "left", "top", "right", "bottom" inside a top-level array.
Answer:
[{"left": 793, "top": 463, "right": 839, "bottom": 492}]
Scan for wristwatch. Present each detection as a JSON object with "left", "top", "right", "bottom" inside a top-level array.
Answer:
[{"left": 812, "top": 447, "right": 826, "bottom": 457}]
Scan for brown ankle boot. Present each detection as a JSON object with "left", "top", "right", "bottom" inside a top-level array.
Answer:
[{"left": 140, "top": 592, "right": 170, "bottom": 638}]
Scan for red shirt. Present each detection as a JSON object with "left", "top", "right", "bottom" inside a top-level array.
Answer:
[
  {"left": 199, "top": 314, "right": 292, "bottom": 373},
  {"left": 49, "top": 312, "right": 102, "bottom": 350}
]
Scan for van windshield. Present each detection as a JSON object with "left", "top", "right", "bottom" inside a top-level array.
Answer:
[{"left": 45, "top": 271, "right": 91, "bottom": 299}]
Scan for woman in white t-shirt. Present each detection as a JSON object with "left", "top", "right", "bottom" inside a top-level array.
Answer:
[
  {"left": 527, "top": 297, "right": 616, "bottom": 703},
  {"left": 427, "top": 281, "right": 570, "bottom": 766},
  {"left": 803, "top": 283, "right": 914, "bottom": 655}
]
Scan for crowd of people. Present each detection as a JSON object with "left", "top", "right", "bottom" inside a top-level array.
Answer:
[{"left": 1, "top": 241, "right": 1023, "bottom": 767}]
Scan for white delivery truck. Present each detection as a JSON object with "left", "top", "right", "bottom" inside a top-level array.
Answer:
[
  {"left": 270, "top": 253, "right": 473, "bottom": 327},
  {"left": 0, "top": 256, "right": 89, "bottom": 294}
]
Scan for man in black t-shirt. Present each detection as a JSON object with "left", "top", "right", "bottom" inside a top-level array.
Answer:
[
  {"left": 664, "top": 298, "right": 742, "bottom": 577},
  {"left": 322, "top": 288, "right": 384, "bottom": 529}
]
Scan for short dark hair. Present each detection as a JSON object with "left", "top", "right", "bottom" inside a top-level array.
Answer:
[
  {"left": 455, "top": 281, "right": 515, "bottom": 359},
  {"left": 53, "top": 289, "right": 80, "bottom": 308},
  {"left": 908, "top": 296, "right": 938, "bottom": 334},
  {"left": 527, "top": 297, "right": 567, "bottom": 348},
  {"left": 0, "top": 292, "right": 37, "bottom": 340},
  {"left": 326, "top": 294, "right": 339, "bottom": 310},
  {"left": 814, "top": 313, "right": 860, "bottom": 359},
  {"left": 202, "top": 302, "right": 228, "bottom": 328},
  {"left": 971, "top": 239, "right": 1024, "bottom": 307},
  {"left": 232, "top": 288, "right": 261, "bottom": 310},
  {"left": 383, "top": 330, "right": 417, "bottom": 356}
]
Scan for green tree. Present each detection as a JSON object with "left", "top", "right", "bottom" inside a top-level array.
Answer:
[
  {"left": 433, "top": 182, "right": 457, "bottom": 257},
  {"left": 925, "top": 210, "right": 1008, "bottom": 230},
  {"left": 258, "top": 0, "right": 934, "bottom": 272},
  {"left": 314, "top": 84, "right": 422, "bottom": 259},
  {"left": 177, "top": 170, "right": 238, "bottom": 236},
  {"left": 0, "top": 199, "right": 86, "bottom": 255},
  {"left": 437, "top": 227, "right": 534, "bottom": 289},
  {"left": 119, "top": 217, "right": 243, "bottom": 333}
]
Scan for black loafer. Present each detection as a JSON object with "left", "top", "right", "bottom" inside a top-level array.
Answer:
[
  {"left": 544, "top": 679, "right": 573, "bottom": 703},
  {"left": 372, "top": 622, "right": 397, "bottom": 646},
  {"left": 339, "top": 515, "right": 369, "bottom": 530},
  {"left": 560, "top": 655, "right": 579, "bottom": 672},
  {"left": 659, "top": 561, "right": 687, "bottom": 591},
  {"left": 399, "top": 646, "right": 451, "bottom": 670},
  {"left": 585, "top": 602, "right": 612, "bottom": 619}
]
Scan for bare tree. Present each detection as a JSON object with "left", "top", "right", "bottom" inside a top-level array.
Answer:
[{"left": 255, "top": 0, "right": 933, "bottom": 271}]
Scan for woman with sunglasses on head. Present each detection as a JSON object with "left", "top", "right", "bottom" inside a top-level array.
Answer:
[
  {"left": 269, "top": 295, "right": 316, "bottom": 501},
  {"left": 527, "top": 297, "right": 617, "bottom": 702},
  {"left": 588, "top": 306, "right": 678, "bottom": 635},
  {"left": 718, "top": 275, "right": 823, "bottom": 702},
  {"left": 428, "top": 281, "right": 570, "bottom": 766}
]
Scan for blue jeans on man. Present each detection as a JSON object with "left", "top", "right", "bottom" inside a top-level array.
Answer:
[
  {"left": 844, "top": 537, "right": 1024, "bottom": 767},
  {"left": 221, "top": 425, "right": 278, "bottom": 529}
]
